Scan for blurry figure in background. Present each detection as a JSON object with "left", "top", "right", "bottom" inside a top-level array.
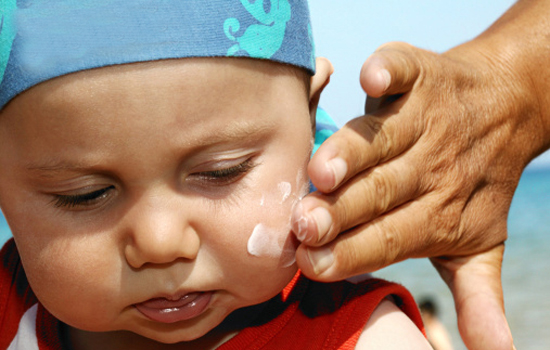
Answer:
[{"left": 419, "top": 297, "right": 454, "bottom": 350}]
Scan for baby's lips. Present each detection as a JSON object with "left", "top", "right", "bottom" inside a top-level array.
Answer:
[
  {"left": 138, "top": 293, "right": 200, "bottom": 309},
  {"left": 134, "top": 292, "right": 212, "bottom": 323}
]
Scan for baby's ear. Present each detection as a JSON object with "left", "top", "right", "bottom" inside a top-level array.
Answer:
[{"left": 309, "top": 57, "right": 333, "bottom": 121}]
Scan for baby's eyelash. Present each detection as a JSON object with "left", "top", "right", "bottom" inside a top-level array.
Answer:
[
  {"left": 51, "top": 160, "right": 254, "bottom": 209},
  {"left": 53, "top": 186, "right": 115, "bottom": 208},
  {"left": 194, "top": 159, "right": 256, "bottom": 185}
]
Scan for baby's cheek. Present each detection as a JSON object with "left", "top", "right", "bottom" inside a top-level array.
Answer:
[
  {"left": 22, "top": 239, "right": 123, "bottom": 331},
  {"left": 246, "top": 178, "right": 309, "bottom": 268}
]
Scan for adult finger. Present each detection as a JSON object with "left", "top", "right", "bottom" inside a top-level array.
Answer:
[
  {"left": 307, "top": 96, "right": 423, "bottom": 194},
  {"left": 309, "top": 43, "right": 433, "bottom": 194},
  {"left": 431, "top": 245, "right": 514, "bottom": 350},
  {"left": 292, "top": 151, "right": 424, "bottom": 246},
  {"left": 360, "top": 42, "right": 422, "bottom": 99},
  {"left": 295, "top": 196, "right": 435, "bottom": 279}
]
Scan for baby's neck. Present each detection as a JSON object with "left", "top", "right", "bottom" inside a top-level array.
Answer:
[{"left": 63, "top": 325, "right": 237, "bottom": 350}]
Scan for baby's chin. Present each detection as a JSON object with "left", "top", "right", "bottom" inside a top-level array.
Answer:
[
  {"left": 128, "top": 305, "right": 266, "bottom": 346},
  {"left": 63, "top": 308, "right": 231, "bottom": 347},
  {"left": 135, "top": 327, "right": 221, "bottom": 346}
]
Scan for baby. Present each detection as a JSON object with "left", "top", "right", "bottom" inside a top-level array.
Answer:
[{"left": 0, "top": 1, "right": 431, "bottom": 349}]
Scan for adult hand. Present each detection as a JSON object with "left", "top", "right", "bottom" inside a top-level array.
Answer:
[
  {"left": 294, "top": 42, "right": 518, "bottom": 350},
  {"left": 292, "top": 2, "right": 550, "bottom": 349}
]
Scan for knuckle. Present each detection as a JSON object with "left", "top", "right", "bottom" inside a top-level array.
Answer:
[
  {"left": 371, "top": 221, "right": 401, "bottom": 268},
  {"left": 367, "top": 167, "right": 397, "bottom": 216},
  {"left": 429, "top": 201, "right": 463, "bottom": 248},
  {"left": 375, "top": 123, "right": 393, "bottom": 161}
]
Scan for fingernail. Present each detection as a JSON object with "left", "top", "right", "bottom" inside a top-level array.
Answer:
[
  {"left": 292, "top": 202, "right": 309, "bottom": 242},
  {"left": 307, "top": 247, "right": 334, "bottom": 275},
  {"left": 327, "top": 157, "right": 347, "bottom": 189},
  {"left": 309, "top": 207, "right": 332, "bottom": 243},
  {"left": 379, "top": 68, "right": 391, "bottom": 92}
]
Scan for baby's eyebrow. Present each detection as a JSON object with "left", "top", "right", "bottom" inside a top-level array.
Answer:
[
  {"left": 26, "top": 162, "right": 86, "bottom": 171},
  {"left": 24, "top": 120, "right": 279, "bottom": 174},
  {"left": 24, "top": 161, "right": 103, "bottom": 177},
  {"left": 195, "top": 121, "right": 277, "bottom": 146}
]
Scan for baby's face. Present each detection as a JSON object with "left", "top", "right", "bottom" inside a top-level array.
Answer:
[{"left": 0, "top": 58, "right": 313, "bottom": 344}]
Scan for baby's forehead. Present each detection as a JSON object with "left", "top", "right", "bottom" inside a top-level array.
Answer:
[
  {"left": 0, "top": 0, "right": 315, "bottom": 110},
  {"left": 3, "top": 57, "right": 309, "bottom": 129}
]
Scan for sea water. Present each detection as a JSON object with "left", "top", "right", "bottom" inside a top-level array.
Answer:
[{"left": 1, "top": 169, "right": 549, "bottom": 349}]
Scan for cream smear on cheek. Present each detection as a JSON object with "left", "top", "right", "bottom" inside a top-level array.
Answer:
[
  {"left": 247, "top": 223, "right": 295, "bottom": 267},
  {"left": 247, "top": 176, "right": 309, "bottom": 267}
]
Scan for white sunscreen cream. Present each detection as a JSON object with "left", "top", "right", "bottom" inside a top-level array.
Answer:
[
  {"left": 247, "top": 181, "right": 303, "bottom": 267},
  {"left": 278, "top": 181, "right": 292, "bottom": 203},
  {"left": 247, "top": 223, "right": 296, "bottom": 267}
]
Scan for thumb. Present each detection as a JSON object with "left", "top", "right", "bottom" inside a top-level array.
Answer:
[{"left": 431, "top": 244, "right": 514, "bottom": 350}]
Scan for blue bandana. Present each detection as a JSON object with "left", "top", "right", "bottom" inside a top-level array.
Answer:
[{"left": 0, "top": 0, "right": 315, "bottom": 109}]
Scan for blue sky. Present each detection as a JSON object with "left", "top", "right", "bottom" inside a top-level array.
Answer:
[{"left": 309, "top": 0, "right": 550, "bottom": 169}]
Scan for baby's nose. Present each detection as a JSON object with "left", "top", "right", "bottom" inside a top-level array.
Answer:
[{"left": 123, "top": 197, "right": 200, "bottom": 269}]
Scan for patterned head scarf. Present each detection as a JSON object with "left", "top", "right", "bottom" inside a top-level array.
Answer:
[{"left": 0, "top": 0, "right": 315, "bottom": 109}]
